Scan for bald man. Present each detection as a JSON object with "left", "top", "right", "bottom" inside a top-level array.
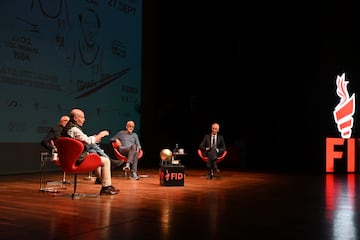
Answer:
[{"left": 62, "top": 108, "right": 119, "bottom": 195}]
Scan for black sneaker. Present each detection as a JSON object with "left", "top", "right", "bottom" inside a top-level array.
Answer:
[
  {"left": 129, "top": 172, "right": 140, "bottom": 180},
  {"left": 100, "top": 186, "right": 120, "bottom": 195},
  {"left": 95, "top": 177, "right": 101, "bottom": 184},
  {"left": 207, "top": 169, "right": 214, "bottom": 180}
]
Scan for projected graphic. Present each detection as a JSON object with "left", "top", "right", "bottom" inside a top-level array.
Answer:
[{"left": 0, "top": 0, "right": 142, "bottom": 142}]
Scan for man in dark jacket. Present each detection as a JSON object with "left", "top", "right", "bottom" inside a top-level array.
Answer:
[
  {"left": 199, "top": 122, "right": 227, "bottom": 179},
  {"left": 41, "top": 115, "right": 70, "bottom": 153}
]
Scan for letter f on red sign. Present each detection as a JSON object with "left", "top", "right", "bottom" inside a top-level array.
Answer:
[{"left": 326, "top": 137, "right": 355, "bottom": 172}]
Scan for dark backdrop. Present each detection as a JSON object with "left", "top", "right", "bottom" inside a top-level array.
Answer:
[
  {"left": 139, "top": 1, "right": 359, "bottom": 172},
  {"left": 0, "top": 1, "right": 356, "bottom": 174}
]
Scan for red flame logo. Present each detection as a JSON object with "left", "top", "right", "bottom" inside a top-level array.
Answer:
[{"left": 333, "top": 73, "right": 355, "bottom": 138}]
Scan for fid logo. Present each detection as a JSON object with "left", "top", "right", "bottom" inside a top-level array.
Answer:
[
  {"left": 326, "top": 73, "right": 356, "bottom": 172},
  {"left": 333, "top": 73, "right": 355, "bottom": 138}
]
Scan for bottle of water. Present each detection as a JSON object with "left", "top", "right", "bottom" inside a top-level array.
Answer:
[
  {"left": 174, "top": 144, "right": 179, "bottom": 154},
  {"left": 51, "top": 145, "right": 59, "bottom": 161}
]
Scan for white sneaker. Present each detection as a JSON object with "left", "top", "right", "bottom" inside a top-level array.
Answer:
[
  {"left": 130, "top": 172, "right": 140, "bottom": 180},
  {"left": 122, "top": 162, "right": 130, "bottom": 171}
]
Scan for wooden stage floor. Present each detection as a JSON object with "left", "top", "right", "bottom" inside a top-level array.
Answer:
[{"left": 0, "top": 167, "right": 357, "bottom": 240}]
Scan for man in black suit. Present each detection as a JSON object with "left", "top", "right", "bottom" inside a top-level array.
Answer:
[
  {"left": 199, "top": 122, "right": 227, "bottom": 179},
  {"left": 41, "top": 115, "right": 70, "bottom": 154}
]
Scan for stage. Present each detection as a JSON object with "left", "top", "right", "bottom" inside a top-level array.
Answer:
[{"left": 0, "top": 168, "right": 356, "bottom": 239}]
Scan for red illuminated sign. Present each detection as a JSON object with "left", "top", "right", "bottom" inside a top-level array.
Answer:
[
  {"left": 333, "top": 73, "right": 355, "bottom": 138},
  {"left": 326, "top": 73, "right": 356, "bottom": 172}
]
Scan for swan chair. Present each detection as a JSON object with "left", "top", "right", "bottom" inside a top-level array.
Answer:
[
  {"left": 111, "top": 141, "right": 143, "bottom": 177},
  {"left": 197, "top": 149, "right": 228, "bottom": 178},
  {"left": 56, "top": 137, "right": 102, "bottom": 199}
]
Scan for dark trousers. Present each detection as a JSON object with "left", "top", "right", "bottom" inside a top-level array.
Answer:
[
  {"left": 119, "top": 144, "right": 139, "bottom": 172},
  {"left": 205, "top": 147, "right": 219, "bottom": 169}
]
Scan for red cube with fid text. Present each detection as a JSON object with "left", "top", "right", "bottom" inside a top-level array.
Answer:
[{"left": 159, "top": 164, "right": 184, "bottom": 186}]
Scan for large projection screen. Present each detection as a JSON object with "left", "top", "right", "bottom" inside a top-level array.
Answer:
[{"left": 0, "top": 1, "right": 142, "bottom": 174}]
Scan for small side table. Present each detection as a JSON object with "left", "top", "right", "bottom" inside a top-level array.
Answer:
[
  {"left": 159, "top": 164, "right": 185, "bottom": 186},
  {"left": 172, "top": 152, "right": 187, "bottom": 165}
]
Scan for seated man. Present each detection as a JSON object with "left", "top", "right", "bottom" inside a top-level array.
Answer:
[
  {"left": 41, "top": 115, "right": 70, "bottom": 156},
  {"left": 199, "top": 122, "right": 227, "bottom": 179},
  {"left": 110, "top": 120, "right": 142, "bottom": 180},
  {"left": 62, "top": 108, "right": 120, "bottom": 195}
]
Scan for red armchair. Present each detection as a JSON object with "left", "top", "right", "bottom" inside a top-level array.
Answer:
[
  {"left": 56, "top": 137, "right": 102, "bottom": 199},
  {"left": 111, "top": 141, "right": 143, "bottom": 176},
  {"left": 197, "top": 149, "right": 227, "bottom": 164}
]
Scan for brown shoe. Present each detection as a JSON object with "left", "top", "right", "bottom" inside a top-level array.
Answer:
[{"left": 100, "top": 186, "right": 120, "bottom": 195}]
